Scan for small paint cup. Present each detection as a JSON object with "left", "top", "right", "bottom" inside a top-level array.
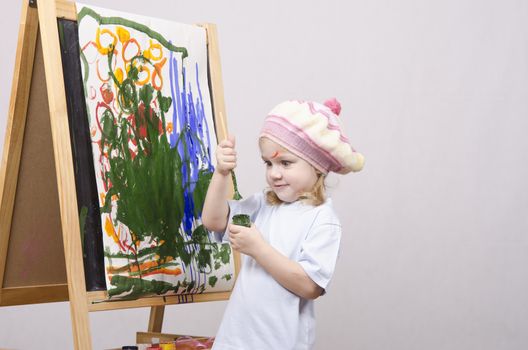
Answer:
[
  {"left": 232, "top": 214, "right": 251, "bottom": 227},
  {"left": 160, "top": 343, "right": 175, "bottom": 350}
]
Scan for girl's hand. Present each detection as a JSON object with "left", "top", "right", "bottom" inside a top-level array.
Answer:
[
  {"left": 228, "top": 223, "right": 266, "bottom": 257},
  {"left": 215, "top": 135, "right": 237, "bottom": 176}
]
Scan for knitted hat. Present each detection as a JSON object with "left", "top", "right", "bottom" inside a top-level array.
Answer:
[{"left": 259, "top": 98, "right": 364, "bottom": 174}]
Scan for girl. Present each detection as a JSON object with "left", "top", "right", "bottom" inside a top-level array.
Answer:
[{"left": 202, "top": 98, "right": 364, "bottom": 349}]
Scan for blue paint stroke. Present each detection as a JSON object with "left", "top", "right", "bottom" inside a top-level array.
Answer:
[
  {"left": 195, "top": 62, "right": 214, "bottom": 173},
  {"left": 169, "top": 53, "right": 214, "bottom": 235},
  {"left": 168, "top": 50, "right": 215, "bottom": 291}
]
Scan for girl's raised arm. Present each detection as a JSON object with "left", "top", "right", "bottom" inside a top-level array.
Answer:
[{"left": 202, "top": 135, "right": 237, "bottom": 232}]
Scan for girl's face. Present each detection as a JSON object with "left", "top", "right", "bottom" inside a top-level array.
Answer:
[{"left": 259, "top": 137, "right": 319, "bottom": 203}]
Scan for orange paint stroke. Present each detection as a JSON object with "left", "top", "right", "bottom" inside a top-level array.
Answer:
[
  {"left": 106, "top": 256, "right": 180, "bottom": 275},
  {"left": 97, "top": 52, "right": 118, "bottom": 83},
  {"left": 122, "top": 38, "right": 140, "bottom": 63},
  {"left": 81, "top": 41, "right": 98, "bottom": 64},
  {"left": 271, "top": 151, "right": 280, "bottom": 159},
  {"left": 152, "top": 57, "right": 167, "bottom": 91},
  {"left": 122, "top": 257, "right": 168, "bottom": 273},
  {"left": 107, "top": 267, "right": 182, "bottom": 280},
  {"left": 96, "top": 58, "right": 110, "bottom": 82},
  {"left": 100, "top": 83, "right": 114, "bottom": 104},
  {"left": 141, "top": 268, "right": 182, "bottom": 277}
]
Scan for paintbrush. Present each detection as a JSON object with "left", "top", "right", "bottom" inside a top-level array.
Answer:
[{"left": 218, "top": 112, "right": 242, "bottom": 200}]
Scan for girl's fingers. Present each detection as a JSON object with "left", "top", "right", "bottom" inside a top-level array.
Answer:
[
  {"left": 229, "top": 224, "right": 244, "bottom": 233},
  {"left": 228, "top": 135, "right": 236, "bottom": 147},
  {"left": 219, "top": 140, "right": 236, "bottom": 150},
  {"left": 220, "top": 150, "right": 237, "bottom": 158},
  {"left": 219, "top": 138, "right": 233, "bottom": 147},
  {"left": 220, "top": 155, "right": 237, "bottom": 162},
  {"left": 219, "top": 154, "right": 236, "bottom": 159},
  {"left": 229, "top": 237, "right": 238, "bottom": 250}
]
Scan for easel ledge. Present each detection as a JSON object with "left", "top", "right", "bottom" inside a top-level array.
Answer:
[
  {"left": 0, "top": 0, "right": 238, "bottom": 348},
  {"left": 0, "top": 284, "right": 231, "bottom": 312}
]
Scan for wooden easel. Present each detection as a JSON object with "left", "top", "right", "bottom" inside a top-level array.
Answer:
[{"left": 0, "top": 0, "right": 238, "bottom": 348}]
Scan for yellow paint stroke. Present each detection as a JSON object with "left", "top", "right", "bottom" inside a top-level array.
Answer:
[
  {"left": 144, "top": 39, "right": 163, "bottom": 61},
  {"left": 166, "top": 122, "right": 173, "bottom": 134},
  {"left": 136, "top": 65, "right": 151, "bottom": 86},
  {"left": 114, "top": 67, "right": 124, "bottom": 85},
  {"left": 116, "top": 26, "right": 130, "bottom": 43},
  {"left": 104, "top": 216, "right": 119, "bottom": 244},
  {"left": 96, "top": 28, "right": 117, "bottom": 55}
]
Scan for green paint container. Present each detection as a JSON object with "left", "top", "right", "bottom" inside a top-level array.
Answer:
[{"left": 232, "top": 214, "right": 251, "bottom": 227}]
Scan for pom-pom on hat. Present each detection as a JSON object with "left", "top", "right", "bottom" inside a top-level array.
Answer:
[{"left": 259, "top": 98, "right": 364, "bottom": 174}]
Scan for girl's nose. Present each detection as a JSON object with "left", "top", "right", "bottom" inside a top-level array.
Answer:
[{"left": 270, "top": 166, "right": 282, "bottom": 179}]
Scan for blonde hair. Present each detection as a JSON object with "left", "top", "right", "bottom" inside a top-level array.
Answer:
[{"left": 265, "top": 172, "right": 326, "bottom": 206}]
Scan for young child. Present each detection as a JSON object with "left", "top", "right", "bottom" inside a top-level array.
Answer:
[{"left": 202, "top": 98, "right": 364, "bottom": 349}]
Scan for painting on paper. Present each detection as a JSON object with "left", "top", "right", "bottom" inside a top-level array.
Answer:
[{"left": 76, "top": 4, "right": 234, "bottom": 299}]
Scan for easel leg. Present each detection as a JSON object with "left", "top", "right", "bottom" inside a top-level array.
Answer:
[
  {"left": 37, "top": 0, "right": 92, "bottom": 348},
  {"left": 0, "top": 0, "right": 39, "bottom": 305},
  {"left": 148, "top": 306, "right": 165, "bottom": 333}
]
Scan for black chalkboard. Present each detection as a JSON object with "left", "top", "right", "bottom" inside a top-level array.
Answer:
[{"left": 58, "top": 19, "right": 106, "bottom": 291}]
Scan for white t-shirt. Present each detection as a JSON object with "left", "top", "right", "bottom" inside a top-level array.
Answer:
[{"left": 212, "top": 191, "right": 342, "bottom": 350}]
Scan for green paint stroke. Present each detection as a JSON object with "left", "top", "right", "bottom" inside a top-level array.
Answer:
[
  {"left": 77, "top": 6, "right": 188, "bottom": 58},
  {"left": 232, "top": 214, "right": 251, "bottom": 227},
  {"left": 231, "top": 171, "right": 242, "bottom": 200},
  {"left": 79, "top": 206, "right": 88, "bottom": 251}
]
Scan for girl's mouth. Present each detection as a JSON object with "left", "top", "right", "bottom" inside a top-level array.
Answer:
[{"left": 273, "top": 184, "right": 288, "bottom": 189}]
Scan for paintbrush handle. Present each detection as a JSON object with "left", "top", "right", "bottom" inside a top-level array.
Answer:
[{"left": 218, "top": 112, "right": 242, "bottom": 200}]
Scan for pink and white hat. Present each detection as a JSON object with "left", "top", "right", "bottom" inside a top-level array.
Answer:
[{"left": 260, "top": 98, "right": 364, "bottom": 175}]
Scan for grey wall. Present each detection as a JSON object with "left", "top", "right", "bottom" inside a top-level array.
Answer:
[{"left": 1, "top": 0, "right": 527, "bottom": 349}]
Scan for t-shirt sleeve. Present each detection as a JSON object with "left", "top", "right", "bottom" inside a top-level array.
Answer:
[
  {"left": 298, "top": 209, "right": 342, "bottom": 293},
  {"left": 214, "top": 192, "right": 264, "bottom": 243}
]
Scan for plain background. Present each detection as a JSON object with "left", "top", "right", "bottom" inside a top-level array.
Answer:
[{"left": 1, "top": 0, "right": 528, "bottom": 349}]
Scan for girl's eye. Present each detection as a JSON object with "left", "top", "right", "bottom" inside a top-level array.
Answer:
[
  {"left": 263, "top": 160, "right": 272, "bottom": 167},
  {"left": 281, "top": 160, "right": 292, "bottom": 167}
]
